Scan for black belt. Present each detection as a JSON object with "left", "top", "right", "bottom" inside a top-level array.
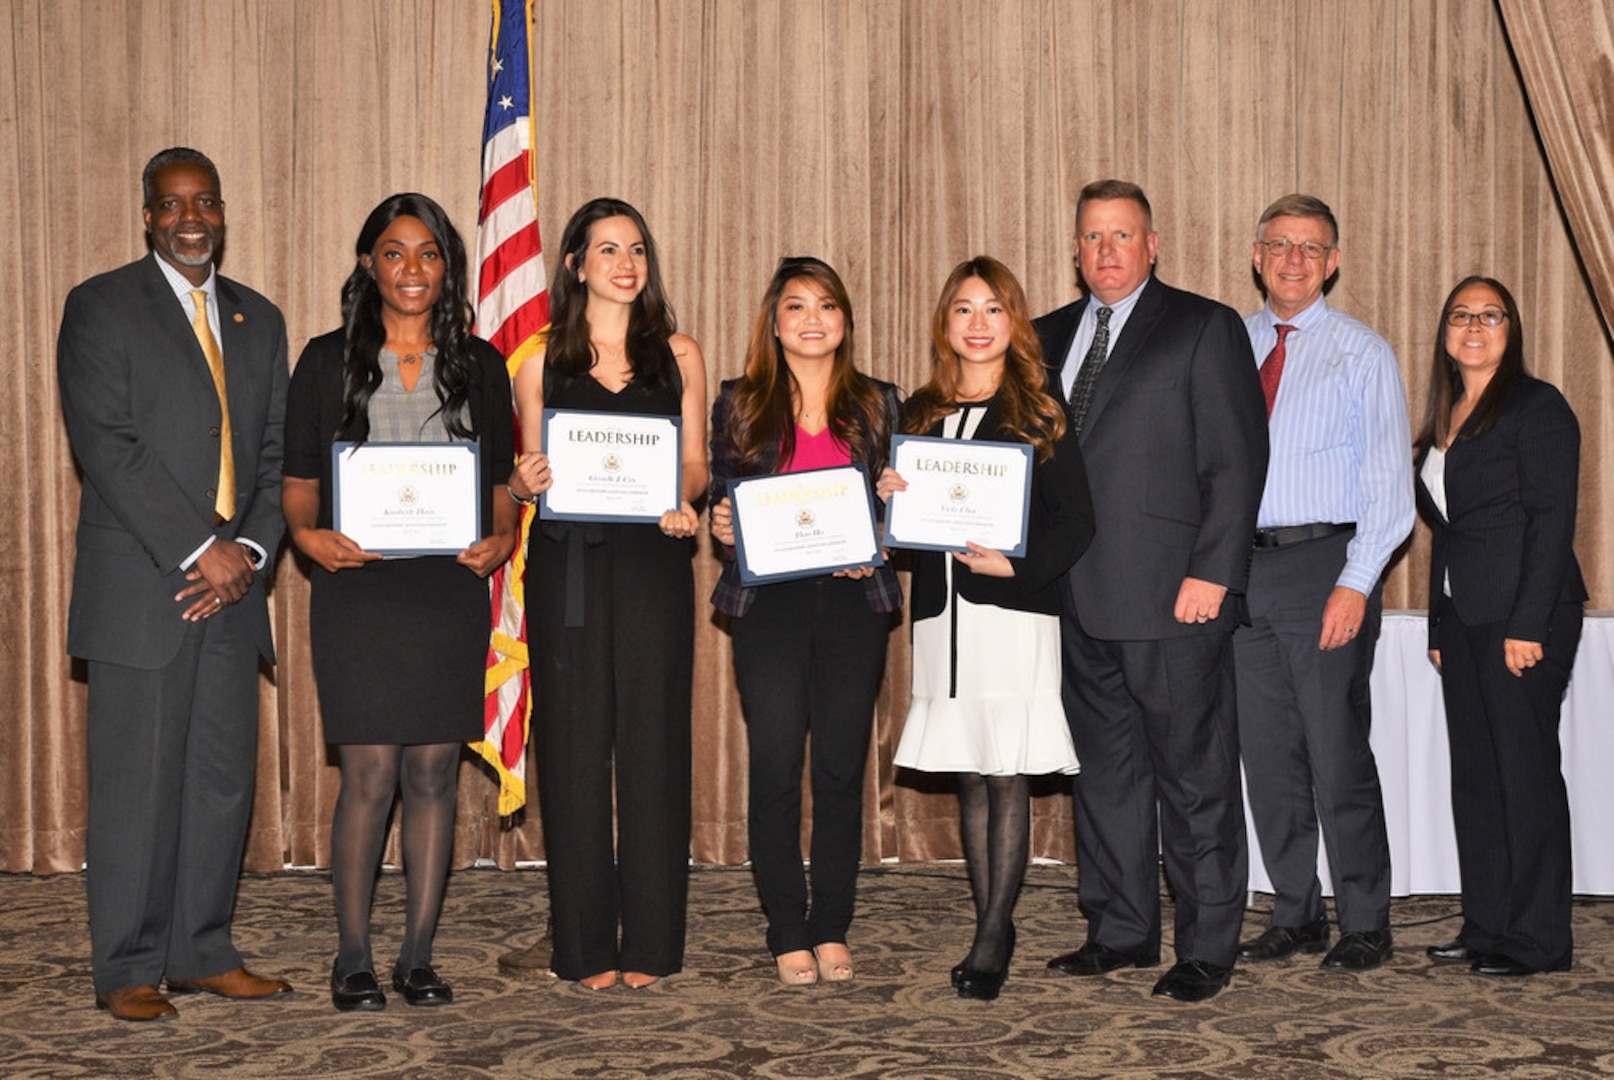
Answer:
[{"left": 1253, "top": 522, "right": 1355, "bottom": 549}]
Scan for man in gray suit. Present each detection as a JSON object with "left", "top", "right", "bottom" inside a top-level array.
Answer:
[
  {"left": 58, "top": 148, "right": 292, "bottom": 1021},
  {"left": 1036, "top": 180, "right": 1269, "bottom": 1002}
]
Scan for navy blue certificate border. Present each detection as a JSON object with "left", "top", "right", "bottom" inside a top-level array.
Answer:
[
  {"left": 730, "top": 463, "right": 885, "bottom": 586},
  {"left": 884, "top": 434, "right": 1033, "bottom": 557}
]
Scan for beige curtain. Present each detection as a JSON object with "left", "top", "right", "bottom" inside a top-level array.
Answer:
[
  {"left": 1497, "top": 0, "right": 1614, "bottom": 521},
  {"left": 5, "top": 0, "right": 1610, "bottom": 875}
]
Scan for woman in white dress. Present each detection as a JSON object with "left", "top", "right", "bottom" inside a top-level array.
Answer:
[{"left": 880, "top": 257, "right": 1093, "bottom": 999}]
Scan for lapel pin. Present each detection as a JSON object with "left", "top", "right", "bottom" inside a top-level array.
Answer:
[{"left": 233, "top": 312, "right": 245, "bottom": 323}]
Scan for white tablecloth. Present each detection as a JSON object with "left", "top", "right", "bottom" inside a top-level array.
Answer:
[{"left": 1245, "top": 611, "right": 1614, "bottom": 897}]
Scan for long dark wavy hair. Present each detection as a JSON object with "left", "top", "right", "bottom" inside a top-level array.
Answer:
[
  {"left": 337, "top": 192, "right": 477, "bottom": 443},
  {"left": 544, "top": 197, "right": 679, "bottom": 391},
  {"left": 723, "top": 256, "right": 889, "bottom": 474},
  {"left": 904, "top": 256, "right": 1066, "bottom": 461},
  {"left": 1415, "top": 275, "right": 1526, "bottom": 452}
]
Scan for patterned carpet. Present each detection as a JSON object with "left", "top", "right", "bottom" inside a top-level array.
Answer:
[{"left": 4, "top": 865, "right": 1612, "bottom": 1079}]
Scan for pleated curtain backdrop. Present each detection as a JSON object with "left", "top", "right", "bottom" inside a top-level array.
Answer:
[{"left": 3, "top": 0, "right": 1610, "bottom": 874}]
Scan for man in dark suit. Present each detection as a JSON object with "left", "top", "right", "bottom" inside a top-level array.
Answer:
[
  {"left": 1036, "top": 180, "right": 1269, "bottom": 1002},
  {"left": 58, "top": 148, "right": 292, "bottom": 1021}
]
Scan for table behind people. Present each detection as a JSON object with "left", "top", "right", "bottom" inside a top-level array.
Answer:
[{"left": 1034, "top": 178, "right": 1268, "bottom": 1004}]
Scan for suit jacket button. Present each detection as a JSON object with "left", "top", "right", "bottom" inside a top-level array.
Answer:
[
  {"left": 205, "top": 487, "right": 217, "bottom": 499},
  {"left": 209, "top": 426, "right": 221, "bottom": 437}
]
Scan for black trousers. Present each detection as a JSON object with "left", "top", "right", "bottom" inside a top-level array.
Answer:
[
  {"left": 1436, "top": 597, "right": 1582, "bottom": 971},
  {"left": 85, "top": 610, "right": 260, "bottom": 994},
  {"left": 529, "top": 522, "right": 694, "bottom": 980},
  {"left": 1060, "top": 616, "right": 1248, "bottom": 969},
  {"left": 1234, "top": 531, "right": 1391, "bottom": 931},
  {"left": 730, "top": 576, "right": 891, "bottom": 956}
]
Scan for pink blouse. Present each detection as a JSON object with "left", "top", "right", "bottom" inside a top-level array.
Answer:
[{"left": 782, "top": 425, "right": 852, "bottom": 472}]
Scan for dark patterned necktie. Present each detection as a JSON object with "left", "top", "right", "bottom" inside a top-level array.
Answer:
[
  {"left": 1261, "top": 323, "right": 1295, "bottom": 420},
  {"left": 1067, "top": 305, "right": 1113, "bottom": 436}
]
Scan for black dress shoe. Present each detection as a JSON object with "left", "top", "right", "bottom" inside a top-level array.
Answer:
[
  {"left": 1471, "top": 954, "right": 1538, "bottom": 977},
  {"left": 1046, "top": 941, "right": 1160, "bottom": 976},
  {"left": 1426, "top": 939, "right": 1481, "bottom": 964},
  {"left": 1238, "top": 916, "right": 1331, "bottom": 962},
  {"left": 330, "top": 968, "right": 386, "bottom": 1012},
  {"left": 392, "top": 965, "right": 453, "bottom": 1006},
  {"left": 1320, "top": 928, "right": 1393, "bottom": 971},
  {"left": 1150, "top": 960, "right": 1231, "bottom": 1002}
]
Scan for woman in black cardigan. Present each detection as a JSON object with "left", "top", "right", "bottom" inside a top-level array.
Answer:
[
  {"left": 1414, "top": 275, "right": 1586, "bottom": 977},
  {"left": 880, "top": 257, "right": 1093, "bottom": 999},
  {"left": 283, "top": 194, "right": 517, "bottom": 1010}
]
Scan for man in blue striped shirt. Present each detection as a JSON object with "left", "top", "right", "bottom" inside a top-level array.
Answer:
[{"left": 1235, "top": 194, "right": 1414, "bottom": 973}]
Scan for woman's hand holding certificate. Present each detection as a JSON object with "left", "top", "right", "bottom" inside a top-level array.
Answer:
[
  {"left": 539, "top": 409, "right": 683, "bottom": 523},
  {"left": 728, "top": 465, "right": 884, "bottom": 585},
  {"left": 883, "top": 434, "right": 1033, "bottom": 555}
]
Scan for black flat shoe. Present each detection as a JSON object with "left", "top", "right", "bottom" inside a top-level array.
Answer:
[
  {"left": 1238, "top": 915, "right": 1330, "bottom": 962},
  {"left": 392, "top": 965, "right": 453, "bottom": 1006},
  {"left": 1426, "top": 939, "right": 1480, "bottom": 964},
  {"left": 1047, "top": 940, "right": 1160, "bottom": 976},
  {"left": 1471, "top": 954, "right": 1538, "bottom": 977},
  {"left": 1151, "top": 959, "right": 1232, "bottom": 1002},
  {"left": 330, "top": 967, "right": 386, "bottom": 1012}
]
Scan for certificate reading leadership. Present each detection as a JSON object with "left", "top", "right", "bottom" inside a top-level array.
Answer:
[
  {"left": 886, "top": 434, "right": 1033, "bottom": 556},
  {"left": 333, "top": 441, "right": 481, "bottom": 556},
  {"left": 729, "top": 465, "right": 885, "bottom": 586},
  {"left": 540, "top": 409, "right": 682, "bottom": 524}
]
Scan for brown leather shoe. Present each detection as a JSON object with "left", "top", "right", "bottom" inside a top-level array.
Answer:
[
  {"left": 96, "top": 985, "right": 178, "bottom": 1022},
  {"left": 166, "top": 966, "right": 292, "bottom": 999}
]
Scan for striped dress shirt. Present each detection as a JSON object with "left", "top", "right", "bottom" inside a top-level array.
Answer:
[{"left": 1246, "top": 298, "right": 1415, "bottom": 595}]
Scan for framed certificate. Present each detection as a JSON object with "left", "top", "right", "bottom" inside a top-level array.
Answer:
[
  {"left": 885, "top": 434, "right": 1034, "bottom": 556},
  {"left": 729, "top": 465, "right": 885, "bottom": 586},
  {"left": 539, "top": 409, "right": 683, "bottom": 524},
  {"left": 332, "top": 441, "right": 481, "bottom": 556}
]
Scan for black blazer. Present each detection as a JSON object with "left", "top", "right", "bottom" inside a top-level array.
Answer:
[
  {"left": 1035, "top": 277, "right": 1269, "bottom": 641},
  {"left": 905, "top": 395, "right": 1095, "bottom": 620},
  {"left": 58, "top": 254, "right": 288, "bottom": 668},
  {"left": 1415, "top": 375, "right": 1586, "bottom": 649},
  {"left": 283, "top": 329, "right": 514, "bottom": 539}
]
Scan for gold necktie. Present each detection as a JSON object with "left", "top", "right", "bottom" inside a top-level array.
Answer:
[{"left": 190, "top": 289, "right": 236, "bottom": 522}]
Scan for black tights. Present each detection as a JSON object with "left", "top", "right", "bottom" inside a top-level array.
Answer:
[
  {"left": 331, "top": 742, "right": 461, "bottom": 976},
  {"left": 958, "top": 773, "right": 1029, "bottom": 972}
]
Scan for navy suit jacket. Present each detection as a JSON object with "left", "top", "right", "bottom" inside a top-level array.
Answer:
[
  {"left": 1415, "top": 375, "right": 1586, "bottom": 649},
  {"left": 1035, "top": 277, "right": 1269, "bottom": 641},
  {"left": 58, "top": 254, "right": 288, "bottom": 669}
]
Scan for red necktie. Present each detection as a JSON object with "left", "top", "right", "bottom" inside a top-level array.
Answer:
[{"left": 1260, "top": 324, "right": 1295, "bottom": 420}]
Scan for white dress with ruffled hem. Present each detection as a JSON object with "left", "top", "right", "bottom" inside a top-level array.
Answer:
[{"left": 892, "top": 404, "right": 1079, "bottom": 777}]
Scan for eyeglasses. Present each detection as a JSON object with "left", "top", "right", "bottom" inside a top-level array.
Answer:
[
  {"left": 1445, "top": 309, "right": 1508, "bottom": 328},
  {"left": 1258, "top": 238, "right": 1333, "bottom": 261}
]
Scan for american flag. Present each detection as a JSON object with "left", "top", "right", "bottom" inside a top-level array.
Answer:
[{"left": 473, "top": 0, "right": 548, "bottom": 815}]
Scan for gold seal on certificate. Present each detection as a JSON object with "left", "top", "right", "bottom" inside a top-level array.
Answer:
[
  {"left": 332, "top": 441, "right": 482, "bottom": 556},
  {"left": 885, "top": 434, "right": 1033, "bottom": 555},
  {"left": 540, "top": 409, "right": 682, "bottom": 523},
  {"left": 729, "top": 465, "right": 884, "bottom": 585}
]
